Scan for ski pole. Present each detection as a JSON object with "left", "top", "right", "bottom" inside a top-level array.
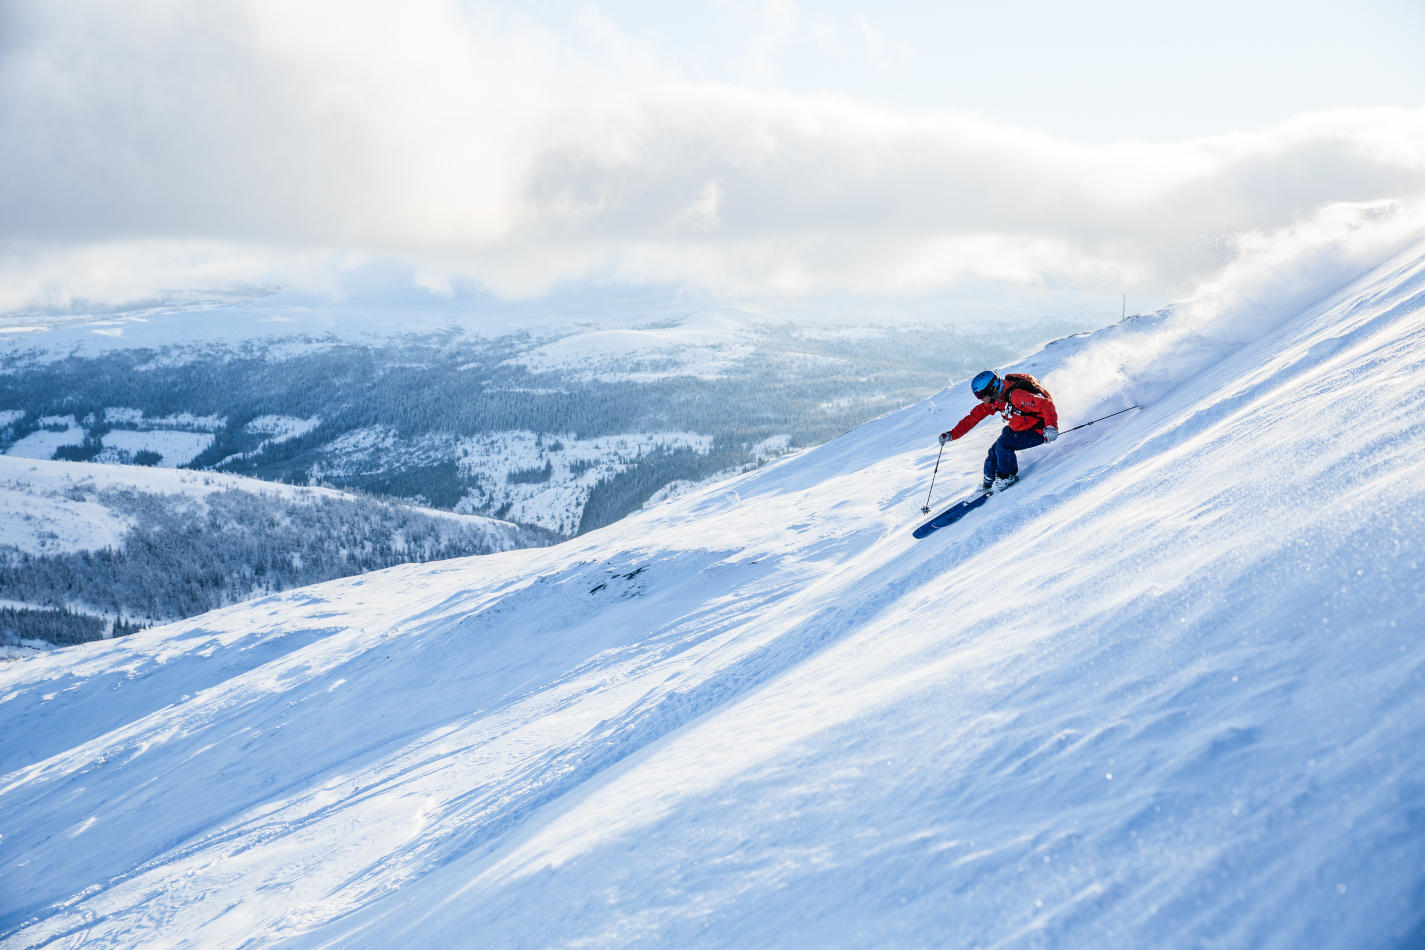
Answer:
[
  {"left": 1061, "top": 405, "right": 1138, "bottom": 434},
  {"left": 921, "top": 441, "right": 946, "bottom": 513}
]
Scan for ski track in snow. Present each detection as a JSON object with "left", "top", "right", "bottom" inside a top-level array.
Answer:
[{"left": 2, "top": 246, "right": 1425, "bottom": 947}]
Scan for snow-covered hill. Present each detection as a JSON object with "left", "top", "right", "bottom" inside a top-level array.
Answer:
[
  {"left": 0, "top": 457, "right": 547, "bottom": 648},
  {"left": 2, "top": 241, "right": 1424, "bottom": 948}
]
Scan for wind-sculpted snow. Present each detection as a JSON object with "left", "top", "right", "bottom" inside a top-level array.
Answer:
[{"left": 2, "top": 244, "right": 1425, "bottom": 947}]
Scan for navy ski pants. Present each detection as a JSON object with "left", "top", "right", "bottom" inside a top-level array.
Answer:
[{"left": 985, "top": 426, "right": 1046, "bottom": 481}]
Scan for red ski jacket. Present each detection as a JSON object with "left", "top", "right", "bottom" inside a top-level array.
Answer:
[{"left": 946, "top": 380, "right": 1059, "bottom": 440}]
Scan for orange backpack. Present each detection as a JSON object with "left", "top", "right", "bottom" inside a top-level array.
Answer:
[{"left": 1002, "top": 372, "right": 1052, "bottom": 402}]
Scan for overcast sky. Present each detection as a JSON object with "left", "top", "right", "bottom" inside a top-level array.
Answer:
[{"left": 2, "top": 0, "right": 1423, "bottom": 318}]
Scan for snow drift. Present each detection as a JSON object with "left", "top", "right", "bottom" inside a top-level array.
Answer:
[{"left": 2, "top": 239, "right": 1424, "bottom": 948}]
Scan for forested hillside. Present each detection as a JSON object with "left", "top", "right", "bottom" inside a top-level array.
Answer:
[
  {"left": 0, "top": 315, "right": 1084, "bottom": 535},
  {"left": 0, "top": 458, "right": 550, "bottom": 649}
]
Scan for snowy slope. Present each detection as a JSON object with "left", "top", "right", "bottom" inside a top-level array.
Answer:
[
  {"left": 0, "top": 457, "right": 343, "bottom": 556},
  {"left": 0, "top": 455, "right": 529, "bottom": 558},
  {"left": 2, "top": 243, "right": 1424, "bottom": 948},
  {"left": 0, "top": 457, "right": 548, "bottom": 647}
]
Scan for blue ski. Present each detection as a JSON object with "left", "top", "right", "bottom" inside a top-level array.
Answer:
[{"left": 912, "top": 490, "right": 991, "bottom": 539}]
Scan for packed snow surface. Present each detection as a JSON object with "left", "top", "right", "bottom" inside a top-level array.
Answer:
[{"left": 2, "top": 243, "right": 1425, "bottom": 948}]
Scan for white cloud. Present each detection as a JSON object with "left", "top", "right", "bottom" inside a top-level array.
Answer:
[
  {"left": 668, "top": 180, "right": 724, "bottom": 234},
  {"left": 1, "top": 0, "right": 1424, "bottom": 314}
]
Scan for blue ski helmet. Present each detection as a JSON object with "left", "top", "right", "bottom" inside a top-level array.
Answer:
[{"left": 971, "top": 370, "right": 1000, "bottom": 398}]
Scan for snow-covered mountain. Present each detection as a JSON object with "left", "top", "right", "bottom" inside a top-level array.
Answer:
[
  {"left": 2, "top": 241, "right": 1423, "bottom": 948},
  {"left": 0, "top": 457, "right": 547, "bottom": 649}
]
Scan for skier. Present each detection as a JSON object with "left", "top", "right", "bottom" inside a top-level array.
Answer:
[{"left": 939, "top": 370, "right": 1059, "bottom": 493}]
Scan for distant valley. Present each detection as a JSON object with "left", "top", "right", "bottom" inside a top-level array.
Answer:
[{"left": 1, "top": 310, "right": 1080, "bottom": 535}]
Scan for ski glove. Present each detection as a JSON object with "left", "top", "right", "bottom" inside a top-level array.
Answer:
[
  {"left": 939, "top": 431, "right": 952, "bottom": 444},
  {"left": 1043, "top": 426, "right": 1058, "bottom": 443}
]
